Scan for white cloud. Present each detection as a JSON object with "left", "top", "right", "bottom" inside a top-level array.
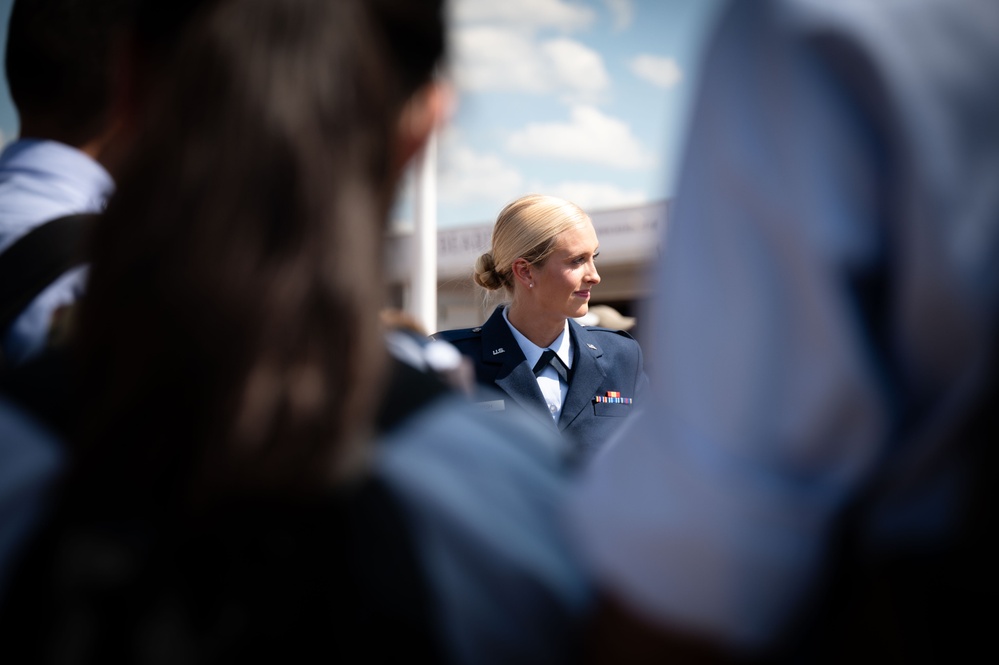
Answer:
[
  {"left": 629, "top": 54, "right": 683, "bottom": 89},
  {"left": 541, "top": 38, "right": 610, "bottom": 101},
  {"left": 452, "top": 0, "right": 595, "bottom": 32},
  {"left": 541, "top": 180, "right": 648, "bottom": 211},
  {"left": 506, "top": 105, "right": 657, "bottom": 170},
  {"left": 453, "top": 27, "right": 609, "bottom": 101},
  {"left": 602, "top": 0, "right": 634, "bottom": 31},
  {"left": 438, "top": 133, "right": 526, "bottom": 205},
  {"left": 452, "top": 26, "right": 548, "bottom": 93},
  {"left": 450, "top": 0, "right": 609, "bottom": 99}
]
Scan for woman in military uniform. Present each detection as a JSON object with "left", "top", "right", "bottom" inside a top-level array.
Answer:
[{"left": 434, "top": 194, "right": 648, "bottom": 466}]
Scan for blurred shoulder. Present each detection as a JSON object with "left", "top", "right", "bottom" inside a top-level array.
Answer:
[
  {"left": 374, "top": 394, "right": 590, "bottom": 663},
  {"left": 0, "top": 397, "right": 63, "bottom": 469},
  {"left": 377, "top": 391, "right": 565, "bottom": 477}
]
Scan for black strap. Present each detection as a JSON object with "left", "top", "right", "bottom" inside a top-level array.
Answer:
[{"left": 0, "top": 214, "right": 92, "bottom": 335}]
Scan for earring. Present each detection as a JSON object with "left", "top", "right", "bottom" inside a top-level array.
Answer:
[{"left": 529, "top": 283, "right": 534, "bottom": 288}]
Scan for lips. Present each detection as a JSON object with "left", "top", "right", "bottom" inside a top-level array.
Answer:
[{"left": 574, "top": 290, "right": 591, "bottom": 299}]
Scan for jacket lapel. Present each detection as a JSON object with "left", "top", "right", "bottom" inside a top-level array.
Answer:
[
  {"left": 559, "top": 320, "right": 606, "bottom": 430},
  {"left": 480, "top": 307, "right": 560, "bottom": 433}
]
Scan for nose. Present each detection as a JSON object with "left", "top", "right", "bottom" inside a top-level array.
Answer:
[{"left": 586, "top": 259, "right": 601, "bottom": 285}]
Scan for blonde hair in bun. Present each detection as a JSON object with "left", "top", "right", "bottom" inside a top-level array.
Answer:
[
  {"left": 473, "top": 252, "right": 507, "bottom": 290},
  {"left": 476, "top": 194, "right": 589, "bottom": 293}
]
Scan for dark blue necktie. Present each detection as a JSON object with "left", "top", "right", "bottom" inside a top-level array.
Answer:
[{"left": 533, "top": 348, "right": 568, "bottom": 383}]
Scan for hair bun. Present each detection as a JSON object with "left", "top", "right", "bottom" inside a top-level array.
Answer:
[{"left": 473, "top": 252, "right": 504, "bottom": 290}]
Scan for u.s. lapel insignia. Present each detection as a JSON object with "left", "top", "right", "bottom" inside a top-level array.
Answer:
[
  {"left": 492, "top": 347, "right": 505, "bottom": 355},
  {"left": 586, "top": 343, "right": 597, "bottom": 350}
]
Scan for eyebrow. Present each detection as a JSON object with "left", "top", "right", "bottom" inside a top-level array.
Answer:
[{"left": 568, "top": 247, "right": 599, "bottom": 260}]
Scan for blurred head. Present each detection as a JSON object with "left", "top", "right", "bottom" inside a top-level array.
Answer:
[
  {"left": 75, "top": 0, "right": 447, "bottom": 501},
  {"left": 474, "top": 194, "right": 600, "bottom": 320},
  {"left": 5, "top": 0, "right": 134, "bottom": 150}
]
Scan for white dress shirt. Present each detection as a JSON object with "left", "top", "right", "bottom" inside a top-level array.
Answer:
[
  {"left": 502, "top": 306, "right": 573, "bottom": 421},
  {"left": 0, "top": 138, "right": 113, "bottom": 364}
]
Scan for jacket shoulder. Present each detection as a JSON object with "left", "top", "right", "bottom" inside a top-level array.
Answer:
[
  {"left": 432, "top": 327, "right": 484, "bottom": 344},
  {"left": 581, "top": 326, "right": 638, "bottom": 344}
]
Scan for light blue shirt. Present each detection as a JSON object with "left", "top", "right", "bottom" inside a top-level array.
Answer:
[
  {"left": 501, "top": 306, "right": 572, "bottom": 421},
  {"left": 0, "top": 139, "right": 113, "bottom": 364},
  {"left": 570, "top": 0, "right": 999, "bottom": 651}
]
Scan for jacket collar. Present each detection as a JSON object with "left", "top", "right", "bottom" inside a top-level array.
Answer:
[
  {"left": 481, "top": 307, "right": 608, "bottom": 432},
  {"left": 558, "top": 319, "right": 607, "bottom": 429}
]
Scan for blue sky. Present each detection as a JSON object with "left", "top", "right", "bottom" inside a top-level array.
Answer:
[
  {"left": 433, "top": 0, "right": 723, "bottom": 227},
  {"left": 0, "top": 0, "right": 723, "bottom": 228},
  {"left": 0, "top": 0, "right": 15, "bottom": 145}
]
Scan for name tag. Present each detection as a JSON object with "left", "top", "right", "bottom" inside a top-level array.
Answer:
[{"left": 477, "top": 399, "right": 505, "bottom": 412}]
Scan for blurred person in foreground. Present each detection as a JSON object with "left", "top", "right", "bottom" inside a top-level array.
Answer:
[
  {"left": 570, "top": 0, "right": 999, "bottom": 662},
  {"left": 0, "top": 0, "right": 134, "bottom": 595},
  {"left": 0, "top": 0, "right": 133, "bottom": 366},
  {"left": 435, "top": 194, "right": 648, "bottom": 468},
  {"left": 0, "top": 0, "right": 589, "bottom": 662}
]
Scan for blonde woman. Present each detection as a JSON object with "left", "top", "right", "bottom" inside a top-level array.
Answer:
[{"left": 435, "top": 194, "right": 648, "bottom": 465}]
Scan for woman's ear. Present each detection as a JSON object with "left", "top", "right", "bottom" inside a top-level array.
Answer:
[
  {"left": 393, "top": 79, "right": 453, "bottom": 174},
  {"left": 511, "top": 258, "right": 534, "bottom": 289}
]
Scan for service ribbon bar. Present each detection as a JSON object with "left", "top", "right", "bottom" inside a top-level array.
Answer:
[{"left": 594, "top": 395, "right": 633, "bottom": 404}]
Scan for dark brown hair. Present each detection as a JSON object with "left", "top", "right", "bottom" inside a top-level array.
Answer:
[
  {"left": 72, "top": 0, "right": 445, "bottom": 503},
  {"left": 5, "top": 0, "right": 134, "bottom": 145}
]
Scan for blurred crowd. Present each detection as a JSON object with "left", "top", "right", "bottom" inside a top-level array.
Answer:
[{"left": 0, "top": 0, "right": 996, "bottom": 663}]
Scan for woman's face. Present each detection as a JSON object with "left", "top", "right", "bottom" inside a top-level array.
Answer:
[{"left": 531, "top": 219, "right": 601, "bottom": 320}]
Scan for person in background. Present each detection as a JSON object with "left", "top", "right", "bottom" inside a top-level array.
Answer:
[
  {"left": 570, "top": 0, "right": 999, "bottom": 661},
  {"left": 575, "top": 304, "right": 636, "bottom": 333},
  {"left": 380, "top": 307, "right": 476, "bottom": 398},
  {"left": 434, "top": 193, "right": 648, "bottom": 467},
  {"left": 0, "top": 0, "right": 131, "bottom": 365},
  {"left": 0, "top": 1, "right": 590, "bottom": 662},
  {"left": 375, "top": 306, "right": 477, "bottom": 434}
]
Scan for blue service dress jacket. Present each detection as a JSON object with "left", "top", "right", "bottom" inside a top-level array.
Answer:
[{"left": 434, "top": 306, "right": 649, "bottom": 465}]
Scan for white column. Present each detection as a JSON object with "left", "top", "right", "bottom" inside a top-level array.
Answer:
[{"left": 410, "top": 131, "right": 438, "bottom": 334}]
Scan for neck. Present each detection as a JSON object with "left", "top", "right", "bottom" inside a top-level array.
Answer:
[
  {"left": 79, "top": 123, "right": 127, "bottom": 175},
  {"left": 506, "top": 301, "right": 566, "bottom": 348},
  {"left": 18, "top": 119, "right": 122, "bottom": 173}
]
